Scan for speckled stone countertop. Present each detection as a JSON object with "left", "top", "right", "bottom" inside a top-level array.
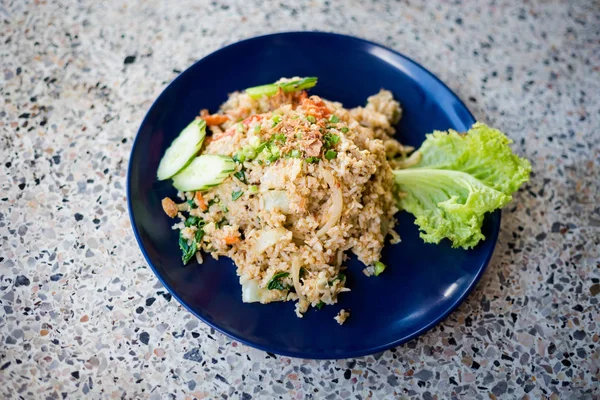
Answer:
[{"left": 1, "top": 0, "right": 599, "bottom": 398}]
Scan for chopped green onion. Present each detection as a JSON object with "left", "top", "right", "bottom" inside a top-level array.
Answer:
[
  {"left": 233, "top": 170, "right": 247, "bottom": 184},
  {"left": 374, "top": 261, "right": 386, "bottom": 276},
  {"left": 187, "top": 199, "right": 196, "bottom": 209},
  {"left": 272, "top": 133, "right": 286, "bottom": 143},
  {"left": 341, "top": 127, "right": 349, "bottom": 133},
  {"left": 255, "top": 141, "right": 268, "bottom": 154},
  {"left": 306, "top": 115, "right": 316, "bottom": 123},
  {"left": 233, "top": 152, "right": 246, "bottom": 163},
  {"left": 305, "top": 156, "right": 320, "bottom": 163},
  {"left": 236, "top": 123, "right": 244, "bottom": 133},
  {"left": 325, "top": 150, "right": 337, "bottom": 160},
  {"left": 249, "top": 135, "right": 261, "bottom": 147},
  {"left": 248, "top": 185, "right": 259, "bottom": 194},
  {"left": 231, "top": 190, "right": 243, "bottom": 201},
  {"left": 329, "top": 115, "right": 340, "bottom": 123},
  {"left": 323, "top": 133, "right": 340, "bottom": 148},
  {"left": 244, "top": 147, "right": 257, "bottom": 159},
  {"left": 290, "top": 149, "right": 301, "bottom": 158},
  {"left": 272, "top": 115, "right": 281, "bottom": 127},
  {"left": 316, "top": 301, "right": 325, "bottom": 310},
  {"left": 253, "top": 125, "right": 261, "bottom": 134}
]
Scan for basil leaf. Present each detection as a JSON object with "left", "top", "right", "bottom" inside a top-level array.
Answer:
[
  {"left": 179, "top": 232, "right": 197, "bottom": 265},
  {"left": 267, "top": 272, "right": 291, "bottom": 290},
  {"left": 185, "top": 216, "right": 201, "bottom": 227}
]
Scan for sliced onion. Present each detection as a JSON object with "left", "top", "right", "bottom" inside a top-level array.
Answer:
[
  {"left": 336, "top": 250, "right": 343, "bottom": 266},
  {"left": 254, "top": 227, "right": 288, "bottom": 253},
  {"left": 240, "top": 275, "right": 268, "bottom": 303},
  {"left": 316, "top": 167, "right": 343, "bottom": 237},
  {"left": 263, "top": 190, "right": 290, "bottom": 213},
  {"left": 291, "top": 256, "right": 305, "bottom": 302}
]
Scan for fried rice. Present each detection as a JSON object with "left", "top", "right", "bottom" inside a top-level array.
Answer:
[{"left": 164, "top": 78, "right": 413, "bottom": 318}]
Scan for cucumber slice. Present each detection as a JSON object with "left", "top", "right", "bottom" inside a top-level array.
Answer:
[
  {"left": 157, "top": 119, "right": 206, "bottom": 180},
  {"left": 172, "top": 155, "right": 235, "bottom": 191},
  {"left": 245, "top": 77, "right": 318, "bottom": 99}
]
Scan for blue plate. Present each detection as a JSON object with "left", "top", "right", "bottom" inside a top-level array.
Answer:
[{"left": 127, "top": 32, "right": 500, "bottom": 359}]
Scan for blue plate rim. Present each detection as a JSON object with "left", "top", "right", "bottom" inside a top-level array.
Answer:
[{"left": 126, "top": 31, "right": 500, "bottom": 359}]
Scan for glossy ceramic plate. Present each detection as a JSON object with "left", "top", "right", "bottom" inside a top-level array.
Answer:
[{"left": 127, "top": 32, "right": 500, "bottom": 359}]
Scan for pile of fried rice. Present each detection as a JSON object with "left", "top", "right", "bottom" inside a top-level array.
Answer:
[{"left": 162, "top": 78, "right": 413, "bottom": 320}]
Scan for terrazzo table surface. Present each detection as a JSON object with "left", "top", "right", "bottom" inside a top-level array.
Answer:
[{"left": 1, "top": 0, "right": 599, "bottom": 398}]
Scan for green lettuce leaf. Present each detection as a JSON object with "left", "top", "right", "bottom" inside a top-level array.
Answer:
[{"left": 393, "top": 122, "right": 531, "bottom": 249}]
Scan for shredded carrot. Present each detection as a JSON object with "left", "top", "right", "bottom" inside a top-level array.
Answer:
[
  {"left": 194, "top": 192, "right": 208, "bottom": 211},
  {"left": 242, "top": 114, "right": 265, "bottom": 125},
  {"left": 202, "top": 114, "right": 229, "bottom": 126},
  {"left": 224, "top": 235, "right": 240, "bottom": 245},
  {"left": 213, "top": 126, "right": 237, "bottom": 140},
  {"left": 199, "top": 109, "right": 229, "bottom": 126}
]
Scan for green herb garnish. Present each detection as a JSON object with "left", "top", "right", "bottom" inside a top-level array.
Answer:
[
  {"left": 290, "top": 149, "right": 302, "bottom": 158},
  {"left": 194, "top": 228, "right": 205, "bottom": 243},
  {"left": 272, "top": 115, "right": 281, "bottom": 127},
  {"left": 306, "top": 115, "right": 316, "bottom": 123},
  {"left": 323, "top": 133, "right": 340, "bottom": 148},
  {"left": 248, "top": 185, "right": 259, "bottom": 194},
  {"left": 329, "top": 115, "right": 340, "bottom": 123},
  {"left": 272, "top": 133, "right": 286, "bottom": 143},
  {"left": 267, "top": 272, "right": 291, "bottom": 291},
  {"left": 374, "top": 261, "right": 386, "bottom": 276},
  {"left": 233, "top": 170, "right": 247, "bottom": 184},
  {"left": 231, "top": 190, "right": 243, "bottom": 201},
  {"left": 255, "top": 141, "right": 268, "bottom": 154},
  {"left": 325, "top": 150, "right": 337, "bottom": 160},
  {"left": 305, "top": 156, "right": 320, "bottom": 163},
  {"left": 316, "top": 301, "right": 325, "bottom": 310},
  {"left": 178, "top": 232, "right": 197, "bottom": 265},
  {"left": 299, "top": 267, "right": 308, "bottom": 279},
  {"left": 185, "top": 216, "right": 202, "bottom": 227},
  {"left": 329, "top": 273, "right": 346, "bottom": 285},
  {"left": 233, "top": 152, "right": 245, "bottom": 163},
  {"left": 185, "top": 216, "right": 201, "bottom": 227},
  {"left": 341, "top": 127, "right": 349, "bottom": 133}
]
